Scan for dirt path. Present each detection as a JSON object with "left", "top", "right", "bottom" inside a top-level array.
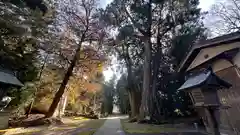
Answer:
[{"left": 93, "top": 116, "right": 127, "bottom": 135}]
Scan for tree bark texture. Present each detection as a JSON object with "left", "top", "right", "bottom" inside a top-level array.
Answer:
[
  {"left": 58, "top": 91, "right": 68, "bottom": 118},
  {"left": 139, "top": 39, "right": 152, "bottom": 120},
  {"left": 124, "top": 45, "right": 141, "bottom": 118},
  {"left": 149, "top": 29, "right": 164, "bottom": 122},
  {"left": 139, "top": 0, "right": 152, "bottom": 121},
  {"left": 128, "top": 90, "right": 141, "bottom": 118}
]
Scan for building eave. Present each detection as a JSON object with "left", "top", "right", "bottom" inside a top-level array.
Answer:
[{"left": 178, "top": 32, "right": 240, "bottom": 72}]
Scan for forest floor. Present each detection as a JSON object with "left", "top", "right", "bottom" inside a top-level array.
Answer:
[
  {"left": 120, "top": 118, "right": 208, "bottom": 135},
  {"left": 0, "top": 116, "right": 208, "bottom": 135},
  {"left": 0, "top": 117, "right": 105, "bottom": 135}
]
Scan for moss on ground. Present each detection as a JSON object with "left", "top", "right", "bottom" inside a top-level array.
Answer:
[
  {"left": 1, "top": 118, "right": 106, "bottom": 135},
  {"left": 120, "top": 118, "right": 176, "bottom": 134}
]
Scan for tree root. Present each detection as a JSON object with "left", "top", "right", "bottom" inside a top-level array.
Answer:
[
  {"left": 128, "top": 116, "right": 137, "bottom": 123},
  {"left": 9, "top": 114, "right": 63, "bottom": 128}
]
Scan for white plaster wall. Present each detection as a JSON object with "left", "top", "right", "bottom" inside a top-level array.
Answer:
[
  {"left": 212, "top": 59, "right": 233, "bottom": 73},
  {"left": 187, "top": 42, "right": 240, "bottom": 71}
]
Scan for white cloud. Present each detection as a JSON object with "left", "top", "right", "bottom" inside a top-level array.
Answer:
[
  {"left": 99, "top": 0, "right": 112, "bottom": 8},
  {"left": 199, "top": 0, "right": 215, "bottom": 11}
]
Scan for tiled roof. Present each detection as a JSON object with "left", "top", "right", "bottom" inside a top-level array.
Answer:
[
  {"left": 0, "top": 71, "right": 23, "bottom": 86},
  {"left": 178, "top": 71, "right": 211, "bottom": 91},
  {"left": 195, "top": 32, "right": 240, "bottom": 49},
  {"left": 178, "top": 68, "right": 232, "bottom": 91}
]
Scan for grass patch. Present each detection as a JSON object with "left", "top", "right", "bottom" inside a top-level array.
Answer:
[
  {"left": 73, "top": 117, "right": 90, "bottom": 120},
  {"left": 121, "top": 119, "right": 177, "bottom": 134}
]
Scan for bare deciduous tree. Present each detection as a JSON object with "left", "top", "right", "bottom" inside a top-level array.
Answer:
[
  {"left": 46, "top": 0, "right": 106, "bottom": 117},
  {"left": 210, "top": 0, "right": 240, "bottom": 35}
]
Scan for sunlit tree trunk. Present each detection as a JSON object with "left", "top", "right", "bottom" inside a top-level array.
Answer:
[
  {"left": 62, "top": 93, "right": 68, "bottom": 114},
  {"left": 57, "top": 92, "right": 68, "bottom": 118}
]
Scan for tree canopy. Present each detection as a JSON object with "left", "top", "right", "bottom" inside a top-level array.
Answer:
[{"left": 0, "top": 0, "right": 220, "bottom": 125}]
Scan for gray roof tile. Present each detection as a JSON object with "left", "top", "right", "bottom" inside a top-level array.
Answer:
[
  {"left": 178, "top": 71, "right": 211, "bottom": 91},
  {"left": 0, "top": 71, "right": 23, "bottom": 86}
]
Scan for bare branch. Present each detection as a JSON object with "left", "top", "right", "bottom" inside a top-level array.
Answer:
[{"left": 122, "top": 5, "right": 148, "bottom": 36}]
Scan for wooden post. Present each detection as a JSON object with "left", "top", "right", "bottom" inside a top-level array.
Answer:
[
  {"left": 208, "top": 108, "right": 221, "bottom": 135},
  {"left": 93, "top": 92, "right": 96, "bottom": 112}
]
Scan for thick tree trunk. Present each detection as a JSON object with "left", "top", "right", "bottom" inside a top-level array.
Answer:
[
  {"left": 139, "top": 40, "right": 152, "bottom": 121},
  {"left": 57, "top": 92, "right": 68, "bottom": 118},
  {"left": 149, "top": 31, "right": 163, "bottom": 122},
  {"left": 150, "top": 53, "right": 163, "bottom": 122},
  {"left": 127, "top": 81, "right": 140, "bottom": 118},
  {"left": 128, "top": 90, "right": 133, "bottom": 116},
  {"left": 45, "top": 34, "right": 85, "bottom": 118},
  {"left": 138, "top": 0, "right": 152, "bottom": 122},
  {"left": 128, "top": 90, "right": 141, "bottom": 118},
  {"left": 124, "top": 45, "right": 141, "bottom": 119}
]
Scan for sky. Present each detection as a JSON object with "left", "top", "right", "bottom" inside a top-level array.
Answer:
[
  {"left": 100, "top": 0, "right": 216, "bottom": 10},
  {"left": 102, "top": 0, "right": 216, "bottom": 81},
  {"left": 199, "top": 0, "right": 215, "bottom": 11}
]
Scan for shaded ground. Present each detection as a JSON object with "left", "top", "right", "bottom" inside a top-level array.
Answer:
[
  {"left": 1, "top": 116, "right": 208, "bottom": 135},
  {"left": 1, "top": 117, "right": 106, "bottom": 135},
  {"left": 92, "top": 116, "right": 208, "bottom": 135},
  {"left": 121, "top": 119, "right": 176, "bottom": 134},
  {"left": 127, "top": 133, "right": 207, "bottom": 135},
  {"left": 121, "top": 119, "right": 208, "bottom": 135}
]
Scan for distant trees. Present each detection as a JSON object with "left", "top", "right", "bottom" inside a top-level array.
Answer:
[
  {"left": 9, "top": 0, "right": 48, "bottom": 15},
  {"left": 116, "top": 75, "right": 130, "bottom": 114},
  {"left": 1, "top": 0, "right": 210, "bottom": 122},
  {"left": 101, "top": 0, "right": 206, "bottom": 123},
  {"left": 101, "top": 83, "right": 114, "bottom": 115}
]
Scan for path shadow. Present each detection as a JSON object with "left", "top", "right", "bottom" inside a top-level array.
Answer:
[{"left": 127, "top": 132, "right": 208, "bottom": 135}]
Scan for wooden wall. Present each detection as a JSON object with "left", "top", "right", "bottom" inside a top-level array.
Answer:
[{"left": 215, "top": 66, "right": 240, "bottom": 134}]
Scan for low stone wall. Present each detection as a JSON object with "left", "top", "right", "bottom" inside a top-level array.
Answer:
[{"left": 0, "top": 111, "right": 9, "bottom": 129}]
